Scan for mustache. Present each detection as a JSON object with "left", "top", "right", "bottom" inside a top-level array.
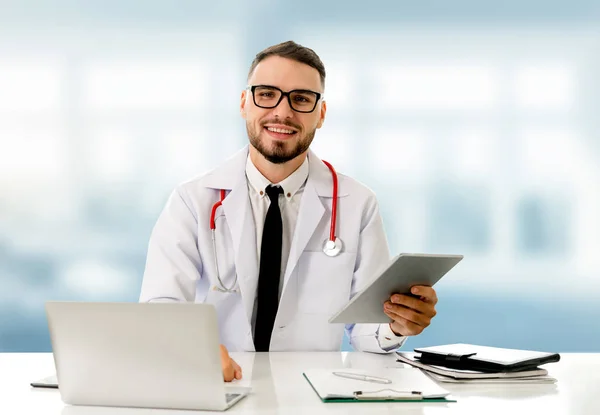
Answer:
[{"left": 260, "top": 119, "right": 302, "bottom": 131}]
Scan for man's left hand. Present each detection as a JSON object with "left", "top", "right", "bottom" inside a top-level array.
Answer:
[{"left": 383, "top": 285, "right": 438, "bottom": 336}]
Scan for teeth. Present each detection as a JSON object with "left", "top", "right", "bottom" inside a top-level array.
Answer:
[{"left": 267, "top": 127, "right": 295, "bottom": 134}]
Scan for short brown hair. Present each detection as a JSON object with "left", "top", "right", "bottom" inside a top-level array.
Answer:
[{"left": 247, "top": 40, "right": 326, "bottom": 89}]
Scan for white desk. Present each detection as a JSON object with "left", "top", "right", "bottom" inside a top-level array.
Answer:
[{"left": 2, "top": 352, "right": 599, "bottom": 414}]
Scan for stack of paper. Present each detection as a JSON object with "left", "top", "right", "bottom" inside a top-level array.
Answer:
[{"left": 397, "top": 352, "right": 557, "bottom": 384}]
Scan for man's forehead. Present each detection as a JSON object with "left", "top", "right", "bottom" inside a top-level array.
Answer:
[{"left": 249, "top": 56, "right": 322, "bottom": 92}]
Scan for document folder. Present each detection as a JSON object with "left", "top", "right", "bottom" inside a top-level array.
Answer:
[{"left": 414, "top": 344, "right": 560, "bottom": 373}]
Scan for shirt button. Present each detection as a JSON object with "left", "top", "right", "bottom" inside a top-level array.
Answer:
[
  {"left": 286, "top": 192, "right": 291, "bottom": 198},
  {"left": 260, "top": 190, "right": 264, "bottom": 196}
]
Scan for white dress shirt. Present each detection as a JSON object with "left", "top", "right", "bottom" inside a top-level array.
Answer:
[
  {"left": 245, "top": 155, "right": 308, "bottom": 298},
  {"left": 245, "top": 155, "right": 404, "bottom": 350}
]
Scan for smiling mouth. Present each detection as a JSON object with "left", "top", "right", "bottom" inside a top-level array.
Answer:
[
  {"left": 263, "top": 126, "right": 299, "bottom": 139},
  {"left": 264, "top": 126, "right": 297, "bottom": 135}
]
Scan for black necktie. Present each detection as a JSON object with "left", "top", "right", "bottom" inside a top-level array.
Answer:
[{"left": 254, "top": 185, "right": 284, "bottom": 352}]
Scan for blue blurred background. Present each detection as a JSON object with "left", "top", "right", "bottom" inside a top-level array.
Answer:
[{"left": 1, "top": 0, "right": 599, "bottom": 352}]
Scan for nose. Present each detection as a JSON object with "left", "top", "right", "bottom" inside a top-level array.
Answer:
[{"left": 271, "top": 95, "right": 295, "bottom": 119}]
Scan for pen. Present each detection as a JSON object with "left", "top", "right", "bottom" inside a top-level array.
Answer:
[{"left": 332, "top": 371, "right": 392, "bottom": 384}]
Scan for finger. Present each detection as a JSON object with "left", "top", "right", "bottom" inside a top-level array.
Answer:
[
  {"left": 389, "top": 294, "right": 428, "bottom": 313},
  {"left": 410, "top": 286, "right": 438, "bottom": 304},
  {"left": 222, "top": 362, "right": 234, "bottom": 382},
  {"left": 232, "top": 359, "right": 243, "bottom": 380},
  {"left": 388, "top": 296, "right": 437, "bottom": 317},
  {"left": 384, "top": 303, "right": 431, "bottom": 327},
  {"left": 397, "top": 301, "right": 436, "bottom": 322},
  {"left": 385, "top": 306, "right": 429, "bottom": 328},
  {"left": 390, "top": 315, "right": 424, "bottom": 336}
]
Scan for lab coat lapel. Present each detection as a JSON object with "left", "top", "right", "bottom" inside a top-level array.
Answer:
[
  {"left": 208, "top": 147, "right": 258, "bottom": 328},
  {"left": 280, "top": 150, "right": 349, "bottom": 293},
  {"left": 281, "top": 174, "right": 325, "bottom": 292},
  {"left": 221, "top": 181, "right": 258, "bottom": 327}
]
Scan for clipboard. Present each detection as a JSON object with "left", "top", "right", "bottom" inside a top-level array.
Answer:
[{"left": 302, "top": 369, "right": 455, "bottom": 403}]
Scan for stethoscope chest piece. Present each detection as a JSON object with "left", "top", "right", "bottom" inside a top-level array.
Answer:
[{"left": 323, "top": 237, "right": 343, "bottom": 257}]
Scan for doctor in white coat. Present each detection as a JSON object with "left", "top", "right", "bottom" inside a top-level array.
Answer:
[{"left": 140, "top": 41, "right": 439, "bottom": 381}]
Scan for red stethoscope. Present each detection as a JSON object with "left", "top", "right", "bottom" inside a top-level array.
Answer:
[{"left": 209, "top": 160, "right": 343, "bottom": 292}]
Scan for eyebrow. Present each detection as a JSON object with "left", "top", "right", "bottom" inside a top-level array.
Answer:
[{"left": 254, "top": 84, "right": 322, "bottom": 93}]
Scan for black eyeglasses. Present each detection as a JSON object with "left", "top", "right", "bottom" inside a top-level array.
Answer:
[{"left": 248, "top": 85, "right": 323, "bottom": 113}]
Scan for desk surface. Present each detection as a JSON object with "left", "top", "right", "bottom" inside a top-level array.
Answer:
[{"left": 2, "top": 352, "right": 599, "bottom": 415}]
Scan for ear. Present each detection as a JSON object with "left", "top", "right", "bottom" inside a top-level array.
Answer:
[
  {"left": 240, "top": 89, "right": 248, "bottom": 119},
  {"left": 316, "top": 100, "right": 327, "bottom": 129}
]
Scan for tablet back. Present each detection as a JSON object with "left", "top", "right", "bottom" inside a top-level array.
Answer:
[{"left": 328, "top": 253, "right": 463, "bottom": 324}]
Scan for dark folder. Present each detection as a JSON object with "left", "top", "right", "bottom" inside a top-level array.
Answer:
[{"left": 414, "top": 344, "right": 560, "bottom": 373}]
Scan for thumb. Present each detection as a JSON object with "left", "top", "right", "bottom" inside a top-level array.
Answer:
[
  {"left": 390, "top": 321, "right": 407, "bottom": 337},
  {"left": 220, "top": 344, "right": 229, "bottom": 356},
  {"left": 220, "top": 344, "right": 232, "bottom": 363},
  {"left": 220, "top": 345, "right": 234, "bottom": 382}
]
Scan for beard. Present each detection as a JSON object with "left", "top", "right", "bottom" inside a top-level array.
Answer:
[{"left": 247, "top": 120, "right": 316, "bottom": 164}]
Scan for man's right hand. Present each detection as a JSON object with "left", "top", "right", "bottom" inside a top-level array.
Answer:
[{"left": 220, "top": 344, "right": 242, "bottom": 382}]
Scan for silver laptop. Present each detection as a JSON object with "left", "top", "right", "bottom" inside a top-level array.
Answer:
[{"left": 45, "top": 302, "right": 249, "bottom": 411}]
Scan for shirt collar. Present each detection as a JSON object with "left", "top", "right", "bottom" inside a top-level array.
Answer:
[{"left": 245, "top": 155, "right": 309, "bottom": 200}]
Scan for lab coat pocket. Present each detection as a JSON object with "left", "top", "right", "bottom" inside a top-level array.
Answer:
[{"left": 297, "top": 251, "right": 356, "bottom": 314}]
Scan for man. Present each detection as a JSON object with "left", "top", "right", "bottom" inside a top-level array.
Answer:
[{"left": 139, "top": 41, "right": 438, "bottom": 381}]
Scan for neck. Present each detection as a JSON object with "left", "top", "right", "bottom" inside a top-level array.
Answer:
[{"left": 249, "top": 146, "right": 307, "bottom": 183}]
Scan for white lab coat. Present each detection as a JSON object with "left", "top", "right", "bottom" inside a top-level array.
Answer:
[{"left": 139, "top": 145, "right": 397, "bottom": 353}]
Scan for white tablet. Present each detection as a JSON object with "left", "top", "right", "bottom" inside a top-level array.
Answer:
[{"left": 328, "top": 253, "right": 463, "bottom": 324}]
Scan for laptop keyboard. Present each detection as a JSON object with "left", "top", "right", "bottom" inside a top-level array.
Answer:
[{"left": 226, "top": 393, "right": 240, "bottom": 403}]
